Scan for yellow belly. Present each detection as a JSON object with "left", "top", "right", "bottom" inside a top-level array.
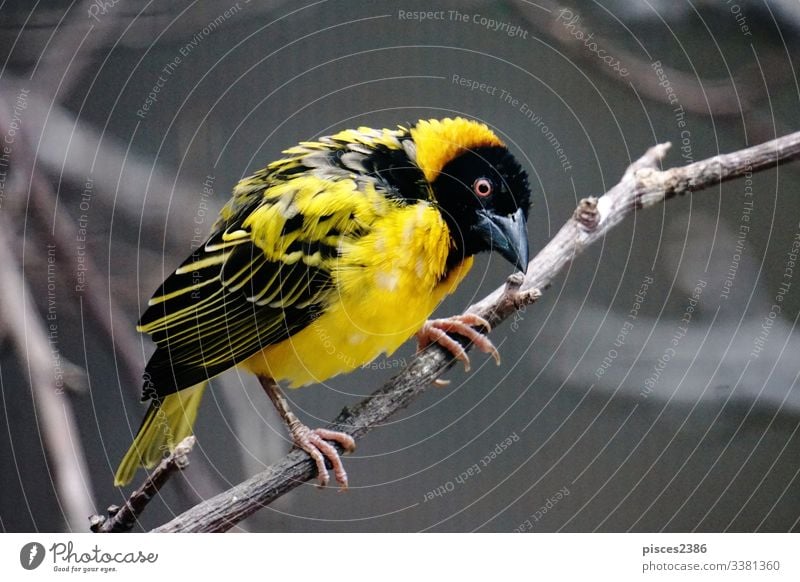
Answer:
[{"left": 240, "top": 203, "right": 473, "bottom": 387}]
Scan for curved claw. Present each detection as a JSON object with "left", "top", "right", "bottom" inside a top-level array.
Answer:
[{"left": 416, "top": 314, "right": 500, "bottom": 372}]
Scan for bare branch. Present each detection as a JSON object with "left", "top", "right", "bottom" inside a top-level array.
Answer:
[
  {"left": 148, "top": 129, "right": 800, "bottom": 533},
  {"left": 90, "top": 436, "right": 196, "bottom": 533}
]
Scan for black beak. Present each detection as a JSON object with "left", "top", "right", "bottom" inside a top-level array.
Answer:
[{"left": 474, "top": 208, "right": 529, "bottom": 273}]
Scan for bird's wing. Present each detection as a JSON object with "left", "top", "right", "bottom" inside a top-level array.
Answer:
[
  {"left": 137, "top": 181, "right": 354, "bottom": 400},
  {"left": 137, "top": 127, "right": 425, "bottom": 400}
]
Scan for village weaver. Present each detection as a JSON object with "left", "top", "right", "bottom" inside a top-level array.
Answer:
[{"left": 116, "top": 117, "right": 531, "bottom": 488}]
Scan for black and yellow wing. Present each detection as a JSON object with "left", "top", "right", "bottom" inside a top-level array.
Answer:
[
  {"left": 137, "top": 196, "right": 334, "bottom": 400},
  {"left": 137, "top": 126, "right": 428, "bottom": 402}
]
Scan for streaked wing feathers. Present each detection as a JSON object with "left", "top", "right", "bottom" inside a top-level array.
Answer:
[
  {"left": 138, "top": 130, "right": 418, "bottom": 400},
  {"left": 137, "top": 199, "right": 334, "bottom": 399}
]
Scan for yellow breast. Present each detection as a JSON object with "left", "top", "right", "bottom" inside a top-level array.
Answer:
[{"left": 240, "top": 203, "right": 473, "bottom": 387}]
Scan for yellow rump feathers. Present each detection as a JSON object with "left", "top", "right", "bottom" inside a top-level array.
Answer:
[{"left": 410, "top": 118, "right": 505, "bottom": 182}]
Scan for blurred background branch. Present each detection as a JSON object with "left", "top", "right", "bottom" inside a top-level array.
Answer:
[{"left": 0, "top": 219, "right": 94, "bottom": 531}]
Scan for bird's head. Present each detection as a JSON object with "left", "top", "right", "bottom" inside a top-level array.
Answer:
[{"left": 411, "top": 118, "right": 531, "bottom": 273}]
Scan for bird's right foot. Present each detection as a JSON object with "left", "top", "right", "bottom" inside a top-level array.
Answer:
[{"left": 416, "top": 313, "right": 500, "bottom": 372}]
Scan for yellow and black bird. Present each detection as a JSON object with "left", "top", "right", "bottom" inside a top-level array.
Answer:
[{"left": 116, "top": 117, "right": 530, "bottom": 488}]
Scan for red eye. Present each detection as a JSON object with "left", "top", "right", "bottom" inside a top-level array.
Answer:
[{"left": 473, "top": 178, "right": 493, "bottom": 197}]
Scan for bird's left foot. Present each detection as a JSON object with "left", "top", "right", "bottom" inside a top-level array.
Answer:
[
  {"left": 259, "top": 376, "right": 357, "bottom": 491},
  {"left": 416, "top": 314, "right": 500, "bottom": 372}
]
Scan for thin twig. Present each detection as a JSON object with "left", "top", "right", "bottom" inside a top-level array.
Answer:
[
  {"left": 90, "top": 436, "right": 196, "bottom": 533},
  {"left": 149, "top": 129, "right": 800, "bottom": 532}
]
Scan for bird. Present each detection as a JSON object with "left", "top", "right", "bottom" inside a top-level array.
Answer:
[{"left": 115, "top": 117, "right": 531, "bottom": 489}]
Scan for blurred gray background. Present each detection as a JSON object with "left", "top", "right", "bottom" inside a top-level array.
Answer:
[{"left": 1, "top": 0, "right": 799, "bottom": 532}]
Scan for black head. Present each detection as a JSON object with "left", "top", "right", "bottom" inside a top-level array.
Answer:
[{"left": 431, "top": 146, "right": 531, "bottom": 272}]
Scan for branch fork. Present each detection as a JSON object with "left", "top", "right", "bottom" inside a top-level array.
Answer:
[{"left": 91, "top": 436, "right": 196, "bottom": 533}]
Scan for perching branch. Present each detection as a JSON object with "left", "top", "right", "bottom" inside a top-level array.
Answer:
[
  {"left": 143, "top": 129, "right": 800, "bottom": 533},
  {"left": 90, "top": 436, "right": 196, "bottom": 533}
]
